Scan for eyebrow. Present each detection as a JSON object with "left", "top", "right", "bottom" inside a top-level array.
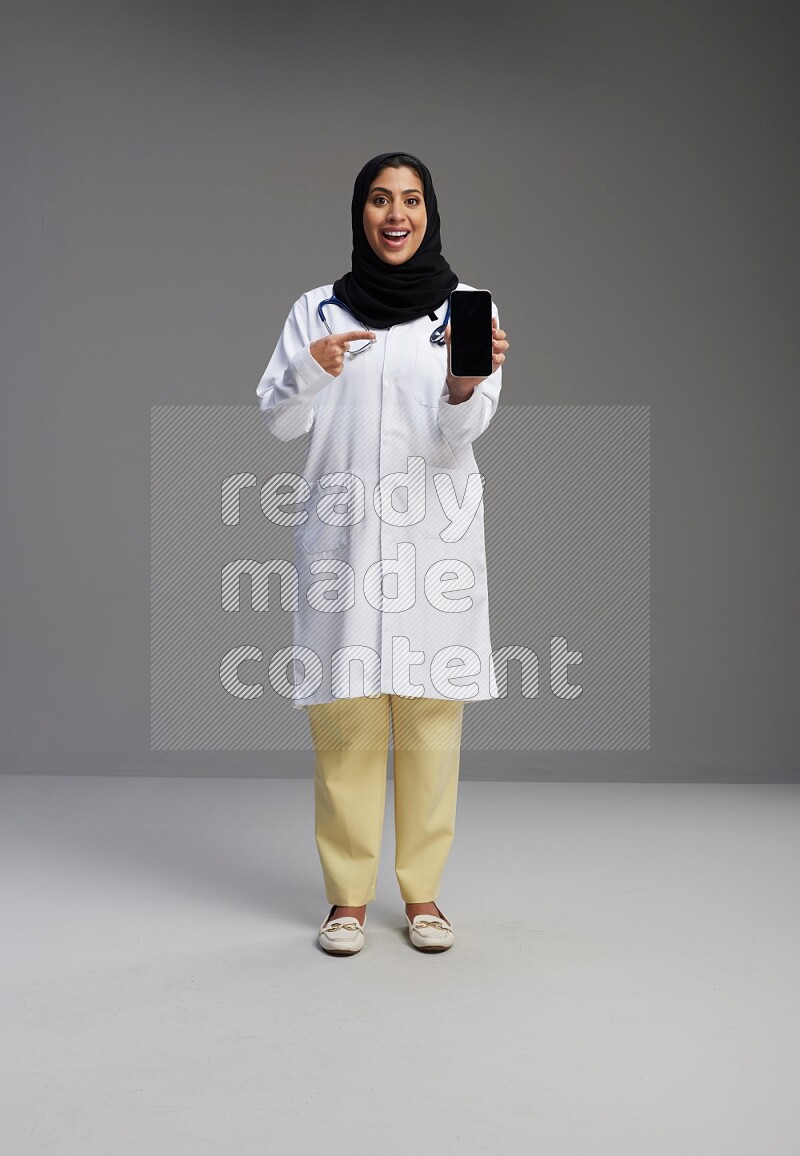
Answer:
[{"left": 369, "top": 186, "right": 423, "bottom": 196}]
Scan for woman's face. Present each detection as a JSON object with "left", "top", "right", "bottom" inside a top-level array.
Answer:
[{"left": 362, "top": 165, "right": 427, "bottom": 265}]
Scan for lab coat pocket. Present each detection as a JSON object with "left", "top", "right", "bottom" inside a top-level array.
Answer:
[{"left": 300, "top": 478, "right": 353, "bottom": 555}]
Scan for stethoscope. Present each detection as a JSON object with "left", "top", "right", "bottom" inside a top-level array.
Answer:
[{"left": 317, "top": 295, "right": 450, "bottom": 357}]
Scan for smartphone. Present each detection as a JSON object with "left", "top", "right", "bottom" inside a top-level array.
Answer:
[{"left": 449, "top": 289, "right": 493, "bottom": 378}]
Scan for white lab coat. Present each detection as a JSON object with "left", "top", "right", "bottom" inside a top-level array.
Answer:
[{"left": 256, "top": 282, "right": 503, "bottom": 710}]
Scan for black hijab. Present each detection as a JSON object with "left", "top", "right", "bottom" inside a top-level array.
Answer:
[{"left": 332, "top": 151, "right": 459, "bottom": 330}]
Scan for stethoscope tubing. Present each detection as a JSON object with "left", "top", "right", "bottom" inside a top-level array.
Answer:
[{"left": 318, "top": 295, "right": 450, "bottom": 346}]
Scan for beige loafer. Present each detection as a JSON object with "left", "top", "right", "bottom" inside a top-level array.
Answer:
[
  {"left": 405, "top": 904, "right": 454, "bottom": 952},
  {"left": 318, "top": 905, "right": 366, "bottom": 955}
]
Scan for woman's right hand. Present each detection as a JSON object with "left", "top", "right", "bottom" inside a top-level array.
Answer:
[{"left": 309, "top": 331, "right": 377, "bottom": 377}]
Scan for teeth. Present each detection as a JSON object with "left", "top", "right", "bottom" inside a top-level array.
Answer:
[{"left": 384, "top": 231, "right": 408, "bottom": 237}]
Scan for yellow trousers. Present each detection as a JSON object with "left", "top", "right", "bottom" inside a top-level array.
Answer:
[{"left": 306, "top": 693, "right": 465, "bottom": 906}]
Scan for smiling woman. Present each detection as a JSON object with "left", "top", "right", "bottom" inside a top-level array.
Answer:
[
  {"left": 362, "top": 161, "right": 428, "bottom": 262},
  {"left": 255, "top": 150, "right": 509, "bottom": 952},
  {"left": 329, "top": 152, "right": 462, "bottom": 333}
]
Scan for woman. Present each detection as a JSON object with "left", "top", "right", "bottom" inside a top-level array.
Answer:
[{"left": 256, "top": 152, "right": 509, "bottom": 955}]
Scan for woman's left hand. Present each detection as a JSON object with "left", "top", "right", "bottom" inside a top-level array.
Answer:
[{"left": 444, "top": 316, "right": 509, "bottom": 401}]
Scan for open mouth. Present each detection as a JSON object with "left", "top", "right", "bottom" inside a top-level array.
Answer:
[{"left": 381, "top": 230, "right": 410, "bottom": 249}]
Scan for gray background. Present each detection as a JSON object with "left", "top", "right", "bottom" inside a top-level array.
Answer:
[{"left": 2, "top": 0, "right": 797, "bottom": 780}]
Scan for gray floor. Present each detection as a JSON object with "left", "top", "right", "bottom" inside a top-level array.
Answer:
[{"left": 1, "top": 775, "right": 798, "bottom": 1155}]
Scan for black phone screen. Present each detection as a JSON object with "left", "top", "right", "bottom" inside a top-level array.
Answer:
[{"left": 449, "top": 290, "right": 493, "bottom": 378}]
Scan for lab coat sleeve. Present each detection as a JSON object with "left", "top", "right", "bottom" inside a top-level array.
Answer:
[
  {"left": 435, "top": 302, "right": 503, "bottom": 447},
  {"left": 256, "top": 295, "right": 336, "bottom": 441}
]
